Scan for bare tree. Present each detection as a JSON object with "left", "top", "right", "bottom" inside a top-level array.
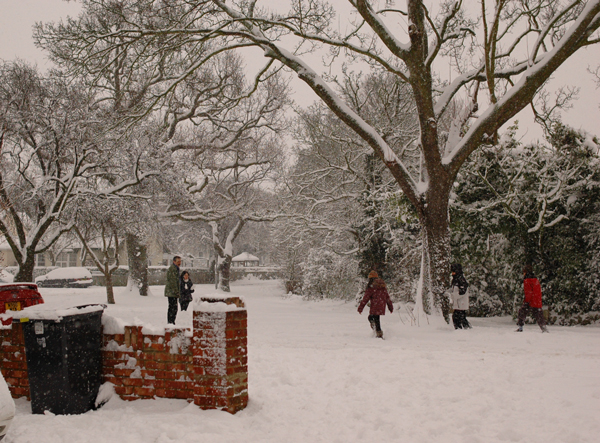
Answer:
[
  {"left": 35, "top": 0, "right": 600, "bottom": 319},
  {"left": 164, "top": 135, "right": 284, "bottom": 291},
  {"left": 0, "top": 61, "right": 156, "bottom": 282},
  {"left": 284, "top": 72, "right": 419, "bottom": 258},
  {"left": 72, "top": 198, "right": 122, "bottom": 304},
  {"left": 71, "top": 193, "right": 158, "bottom": 303},
  {"left": 36, "top": 4, "right": 291, "bottom": 294}
]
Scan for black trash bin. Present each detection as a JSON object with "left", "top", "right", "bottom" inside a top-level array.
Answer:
[{"left": 21, "top": 304, "right": 106, "bottom": 415}]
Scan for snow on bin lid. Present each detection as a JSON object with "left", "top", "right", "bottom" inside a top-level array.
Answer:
[{"left": 11, "top": 304, "right": 106, "bottom": 321}]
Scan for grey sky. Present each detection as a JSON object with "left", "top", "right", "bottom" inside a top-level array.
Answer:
[{"left": 1, "top": 0, "right": 599, "bottom": 144}]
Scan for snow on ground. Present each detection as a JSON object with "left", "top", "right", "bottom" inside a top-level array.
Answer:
[{"left": 6, "top": 280, "right": 600, "bottom": 442}]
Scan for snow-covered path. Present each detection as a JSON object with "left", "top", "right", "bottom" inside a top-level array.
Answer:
[{"left": 6, "top": 280, "right": 600, "bottom": 442}]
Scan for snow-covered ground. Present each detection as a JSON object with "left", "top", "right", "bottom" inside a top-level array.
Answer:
[{"left": 6, "top": 280, "right": 600, "bottom": 442}]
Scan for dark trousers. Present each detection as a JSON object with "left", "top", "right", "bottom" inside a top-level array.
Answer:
[
  {"left": 167, "top": 297, "right": 178, "bottom": 324},
  {"left": 179, "top": 298, "right": 191, "bottom": 311},
  {"left": 452, "top": 310, "right": 471, "bottom": 329},
  {"left": 368, "top": 315, "right": 381, "bottom": 332},
  {"left": 517, "top": 303, "right": 546, "bottom": 329}
]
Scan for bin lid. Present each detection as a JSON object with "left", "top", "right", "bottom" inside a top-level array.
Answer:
[{"left": 12, "top": 304, "right": 106, "bottom": 322}]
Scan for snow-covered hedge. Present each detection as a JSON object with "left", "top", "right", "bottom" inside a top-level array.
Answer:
[{"left": 300, "top": 249, "right": 360, "bottom": 300}]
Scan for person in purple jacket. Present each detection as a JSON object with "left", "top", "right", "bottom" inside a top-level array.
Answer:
[{"left": 358, "top": 270, "right": 394, "bottom": 338}]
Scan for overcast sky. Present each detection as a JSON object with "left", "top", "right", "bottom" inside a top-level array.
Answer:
[{"left": 1, "top": 0, "right": 599, "bottom": 144}]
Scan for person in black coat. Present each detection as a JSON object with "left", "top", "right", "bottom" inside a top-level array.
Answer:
[
  {"left": 179, "top": 271, "right": 195, "bottom": 311},
  {"left": 450, "top": 263, "right": 472, "bottom": 329}
]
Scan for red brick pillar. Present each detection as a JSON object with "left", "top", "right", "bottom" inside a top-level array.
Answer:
[{"left": 192, "top": 296, "right": 248, "bottom": 414}]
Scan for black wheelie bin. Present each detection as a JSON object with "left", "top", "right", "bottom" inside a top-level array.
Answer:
[{"left": 20, "top": 304, "right": 106, "bottom": 415}]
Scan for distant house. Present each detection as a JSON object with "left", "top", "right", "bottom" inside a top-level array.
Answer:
[
  {"left": 1, "top": 235, "right": 165, "bottom": 269},
  {"left": 0, "top": 238, "right": 73, "bottom": 268},
  {"left": 232, "top": 252, "right": 260, "bottom": 267},
  {"left": 0, "top": 239, "right": 17, "bottom": 267}
]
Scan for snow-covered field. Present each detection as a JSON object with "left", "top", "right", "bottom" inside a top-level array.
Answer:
[{"left": 6, "top": 280, "right": 600, "bottom": 443}]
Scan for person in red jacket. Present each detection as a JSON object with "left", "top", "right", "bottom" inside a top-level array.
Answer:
[
  {"left": 358, "top": 271, "right": 394, "bottom": 338},
  {"left": 516, "top": 265, "right": 548, "bottom": 332}
]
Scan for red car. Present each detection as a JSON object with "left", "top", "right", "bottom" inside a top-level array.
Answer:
[{"left": 0, "top": 283, "right": 44, "bottom": 325}]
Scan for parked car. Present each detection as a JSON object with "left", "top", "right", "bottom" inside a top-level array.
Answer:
[
  {"left": 35, "top": 267, "right": 94, "bottom": 288},
  {"left": 0, "top": 371, "right": 15, "bottom": 441},
  {"left": 0, "top": 283, "right": 44, "bottom": 315},
  {"left": 0, "top": 271, "right": 13, "bottom": 284}
]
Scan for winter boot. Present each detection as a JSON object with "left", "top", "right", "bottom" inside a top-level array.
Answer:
[
  {"left": 515, "top": 326, "right": 523, "bottom": 332},
  {"left": 376, "top": 330, "right": 383, "bottom": 339},
  {"left": 541, "top": 326, "right": 549, "bottom": 333}
]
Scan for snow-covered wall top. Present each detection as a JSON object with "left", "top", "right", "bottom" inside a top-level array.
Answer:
[
  {"left": 194, "top": 301, "right": 243, "bottom": 313},
  {"left": 198, "top": 293, "right": 246, "bottom": 308}
]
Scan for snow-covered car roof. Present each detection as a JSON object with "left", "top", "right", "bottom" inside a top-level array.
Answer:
[
  {"left": 35, "top": 267, "right": 93, "bottom": 281},
  {"left": 0, "top": 270, "right": 14, "bottom": 283}
]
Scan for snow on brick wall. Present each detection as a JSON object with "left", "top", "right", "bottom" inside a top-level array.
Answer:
[
  {"left": 0, "top": 300, "right": 248, "bottom": 414},
  {"left": 101, "top": 326, "right": 194, "bottom": 401}
]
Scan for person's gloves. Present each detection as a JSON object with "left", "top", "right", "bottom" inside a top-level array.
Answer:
[{"left": 190, "top": 289, "right": 195, "bottom": 293}]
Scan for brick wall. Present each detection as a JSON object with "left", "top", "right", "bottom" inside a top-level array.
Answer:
[
  {"left": 102, "top": 326, "right": 194, "bottom": 402},
  {"left": 0, "top": 322, "right": 29, "bottom": 399},
  {"left": 0, "top": 296, "right": 248, "bottom": 414}
]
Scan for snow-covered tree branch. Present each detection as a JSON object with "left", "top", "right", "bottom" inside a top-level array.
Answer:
[{"left": 0, "top": 61, "right": 159, "bottom": 281}]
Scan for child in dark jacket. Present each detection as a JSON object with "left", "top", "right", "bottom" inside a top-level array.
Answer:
[
  {"left": 358, "top": 271, "right": 394, "bottom": 338},
  {"left": 179, "top": 271, "right": 195, "bottom": 311}
]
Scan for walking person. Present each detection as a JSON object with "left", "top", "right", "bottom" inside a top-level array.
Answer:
[
  {"left": 450, "top": 263, "right": 472, "bottom": 329},
  {"left": 165, "top": 256, "right": 181, "bottom": 324},
  {"left": 358, "top": 270, "right": 394, "bottom": 339},
  {"left": 516, "top": 265, "right": 549, "bottom": 332},
  {"left": 179, "top": 270, "right": 195, "bottom": 311}
]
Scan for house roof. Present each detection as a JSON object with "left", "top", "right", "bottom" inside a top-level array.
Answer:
[{"left": 232, "top": 252, "right": 259, "bottom": 262}]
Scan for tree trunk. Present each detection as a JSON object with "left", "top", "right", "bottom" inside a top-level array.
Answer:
[
  {"left": 218, "top": 255, "right": 232, "bottom": 292},
  {"left": 126, "top": 233, "right": 149, "bottom": 296},
  {"left": 213, "top": 259, "right": 219, "bottom": 289},
  {"left": 423, "top": 222, "right": 451, "bottom": 321},
  {"left": 14, "top": 252, "right": 36, "bottom": 283},
  {"left": 421, "top": 187, "right": 452, "bottom": 323},
  {"left": 105, "top": 270, "right": 116, "bottom": 304}
]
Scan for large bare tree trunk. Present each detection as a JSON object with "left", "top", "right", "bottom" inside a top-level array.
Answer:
[
  {"left": 210, "top": 218, "right": 245, "bottom": 293},
  {"left": 14, "top": 253, "right": 36, "bottom": 283},
  {"left": 423, "top": 213, "right": 451, "bottom": 322},
  {"left": 126, "top": 233, "right": 149, "bottom": 296},
  {"left": 105, "top": 270, "right": 116, "bottom": 304},
  {"left": 410, "top": 155, "right": 453, "bottom": 322},
  {"left": 218, "top": 254, "right": 232, "bottom": 292}
]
